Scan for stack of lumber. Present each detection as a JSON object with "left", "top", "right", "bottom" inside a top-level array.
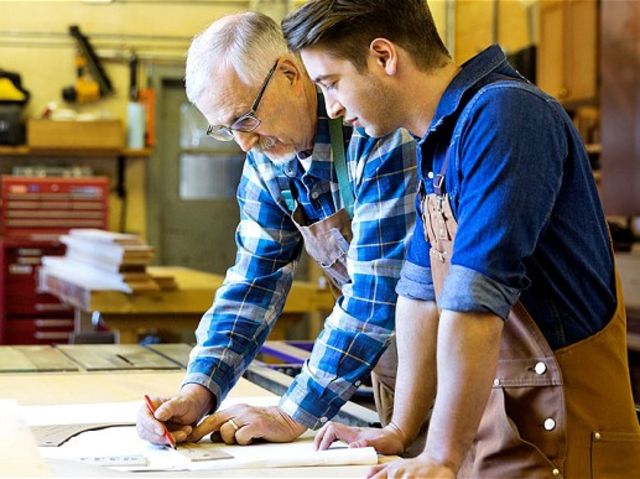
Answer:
[{"left": 41, "top": 229, "right": 176, "bottom": 293}]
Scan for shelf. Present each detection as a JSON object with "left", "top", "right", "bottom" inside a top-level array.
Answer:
[
  {"left": 0, "top": 145, "right": 152, "bottom": 158},
  {"left": 0, "top": 145, "right": 30, "bottom": 156},
  {"left": 120, "top": 148, "right": 153, "bottom": 158}
]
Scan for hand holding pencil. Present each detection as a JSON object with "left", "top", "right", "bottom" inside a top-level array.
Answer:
[
  {"left": 143, "top": 395, "right": 178, "bottom": 449},
  {"left": 136, "top": 385, "right": 215, "bottom": 447}
]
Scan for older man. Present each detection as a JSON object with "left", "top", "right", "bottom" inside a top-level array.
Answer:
[{"left": 136, "top": 12, "right": 417, "bottom": 447}]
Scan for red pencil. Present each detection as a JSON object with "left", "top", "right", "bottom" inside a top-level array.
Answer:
[{"left": 144, "top": 394, "right": 177, "bottom": 449}]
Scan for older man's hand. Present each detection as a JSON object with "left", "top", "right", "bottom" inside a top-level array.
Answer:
[
  {"left": 314, "top": 421, "right": 406, "bottom": 455},
  {"left": 136, "top": 383, "right": 214, "bottom": 446},
  {"left": 187, "top": 404, "right": 307, "bottom": 445}
]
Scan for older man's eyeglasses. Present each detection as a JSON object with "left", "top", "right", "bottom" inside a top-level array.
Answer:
[{"left": 206, "top": 61, "right": 278, "bottom": 142}]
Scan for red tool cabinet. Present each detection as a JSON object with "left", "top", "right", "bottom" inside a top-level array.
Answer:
[
  {"left": 0, "top": 176, "right": 109, "bottom": 344},
  {"left": 0, "top": 238, "right": 74, "bottom": 344},
  {"left": 1, "top": 175, "right": 109, "bottom": 238}
]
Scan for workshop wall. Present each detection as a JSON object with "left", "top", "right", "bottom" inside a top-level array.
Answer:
[
  {"left": 0, "top": 0, "right": 454, "bottom": 240},
  {"left": 0, "top": 1, "right": 248, "bottom": 118},
  {"left": 0, "top": 1, "right": 248, "bottom": 237},
  {"left": 455, "top": 0, "right": 536, "bottom": 63}
]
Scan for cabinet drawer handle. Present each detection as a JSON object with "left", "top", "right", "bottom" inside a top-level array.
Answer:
[
  {"left": 35, "top": 303, "right": 72, "bottom": 312},
  {"left": 17, "top": 248, "right": 43, "bottom": 256},
  {"left": 9, "top": 264, "right": 33, "bottom": 275},
  {"left": 34, "top": 319, "right": 74, "bottom": 328}
]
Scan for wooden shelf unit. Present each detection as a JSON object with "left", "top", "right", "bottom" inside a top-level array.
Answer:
[{"left": 0, "top": 146, "right": 152, "bottom": 158}]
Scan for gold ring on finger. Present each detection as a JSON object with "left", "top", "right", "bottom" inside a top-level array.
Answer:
[{"left": 228, "top": 418, "right": 240, "bottom": 431}]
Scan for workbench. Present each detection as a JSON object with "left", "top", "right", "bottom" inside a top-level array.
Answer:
[
  {"left": 38, "top": 266, "right": 335, "bottom": 343},
  {"left": 0, "top": 343, "right": 383, "bottom": 478}
]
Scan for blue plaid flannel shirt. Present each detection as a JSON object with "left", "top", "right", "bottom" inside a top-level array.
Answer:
[{"left": 183, "top": 101, "right": 417, "bottom": 429}]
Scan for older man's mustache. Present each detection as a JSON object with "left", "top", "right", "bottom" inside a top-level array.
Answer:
[{"left": 252, "top": 136, "right": 278, "bottom": 153}]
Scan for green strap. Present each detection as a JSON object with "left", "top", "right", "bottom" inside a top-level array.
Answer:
[{"left": 328, "top": 118, "right": 355, "bottom": 218}]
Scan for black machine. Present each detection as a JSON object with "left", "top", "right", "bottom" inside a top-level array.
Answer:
[{"left": 0, "top": 69, "right": 30, "bottom": 145}]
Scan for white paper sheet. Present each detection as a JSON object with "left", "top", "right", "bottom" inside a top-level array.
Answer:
[
  {"left": 24, "top": 397, "right": 378, "bottom": 473},
  {"left": 38, "top": 426, "right": 377, "bottom": 472}
]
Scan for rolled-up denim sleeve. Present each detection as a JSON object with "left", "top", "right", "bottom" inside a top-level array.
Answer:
[
  {"left": 396, "top": 207, "right": 435, "bottom": 301},
  {"left": 438, "top": 264, "right": 520, "bottom": 319}
]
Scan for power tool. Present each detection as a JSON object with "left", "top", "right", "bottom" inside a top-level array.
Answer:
[{"left": 62, "top": 25, "right": 114, "bottom": 104}]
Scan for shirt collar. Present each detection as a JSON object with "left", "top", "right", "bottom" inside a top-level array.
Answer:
[
  {"left": 420, "top": 44, "right": 518, "bottom": 143},
  {"left": 273, "top": 90, "right": 333, "bottom": 182}
]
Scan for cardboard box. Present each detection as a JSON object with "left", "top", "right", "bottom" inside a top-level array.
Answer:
[{"left": 27, "top": 119, "right": 124, "bottom": 150}]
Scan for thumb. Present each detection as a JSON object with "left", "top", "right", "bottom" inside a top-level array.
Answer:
[
  {"left": 157, "top": 395, "right": 202, "bottom": 422},
  {"left": 155, "top": 398, "right": 186, "bottom": 421}
]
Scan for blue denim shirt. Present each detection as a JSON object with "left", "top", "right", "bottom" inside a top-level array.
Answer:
[{"left": 396, "top": 45, "right": 615, "bottom": 349}]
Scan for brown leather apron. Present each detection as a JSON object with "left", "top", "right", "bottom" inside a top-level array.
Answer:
[
  {"left": 423, "top": 185, "right": 640, "bottom": 478},
  {"left": 290, "top": 204, "right": 352, "bottom": 295}
]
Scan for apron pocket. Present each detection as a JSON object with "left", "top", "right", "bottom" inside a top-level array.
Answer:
[
  {"left": 316, "top": 228, "right": 350, "bottom": 287},
  {"left": 465, "top": 387, "right": 562, "bottom": 478},
  {"left": 591, "top": 430, "right": 640, "bottom": 478}
]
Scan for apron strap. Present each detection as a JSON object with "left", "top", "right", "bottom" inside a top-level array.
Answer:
[
  {"left": 276, "top": 119, "right": 354, "bottom": 217},
  {"left": 433, "top": 149, "right": 451, "bottom": 197},
  {"left": 275, "top": 170, "right": 297, "bottom": 213},
  {"left": 329, "top": 117, "right": 355, "bottom": 219}
]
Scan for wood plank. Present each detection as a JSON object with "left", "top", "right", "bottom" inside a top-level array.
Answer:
[
  {"left": 145, "top": 343, "right": 193, "bottom": 367},
  {"left": 0, "top": 346, "right": 79, "bottom": 373},
  {"left": 56, "top": 345, "right": 180, "bottom": 371}
]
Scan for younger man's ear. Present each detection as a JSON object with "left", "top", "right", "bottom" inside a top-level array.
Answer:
[{"left": 369, "top": 38, "right": 398, "bottom": 75}]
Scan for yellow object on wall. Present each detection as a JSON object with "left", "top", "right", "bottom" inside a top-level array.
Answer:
[{"left": 0, "top": 78, "right": 27, "bottom": 102}]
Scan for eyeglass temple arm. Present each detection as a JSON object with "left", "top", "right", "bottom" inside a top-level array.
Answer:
[{"left": 250, "top": 62, "right": 278, "bottom": 111}]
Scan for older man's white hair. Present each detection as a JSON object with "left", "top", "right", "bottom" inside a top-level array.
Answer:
[{"left": 185, "top": 12, "right": 288, "bottom": 106}]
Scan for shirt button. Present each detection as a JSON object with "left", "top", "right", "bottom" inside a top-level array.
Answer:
[
  {"left": 285, "top": 167, "right": 295, "bottom": 177},
  {"left": 354, "top": 380, "right": 362, "bottom": 387},
  {"left": 534, "top": 362, "right": 547, "bottom": 375},
  {"left": 427, "top": 171, "right": 434, "bottom": 179},
  {"left": 310, "top": 191, "right": 320, "bottom": 200},
  {"left": 493, "top": 378, "right": 501, "bottom": 387},
  {"left": 319, "top": 416, "right": 328, "bottom": 424},
  {"left": 544, "top": 418, "right": 556, "bottom": 431}
]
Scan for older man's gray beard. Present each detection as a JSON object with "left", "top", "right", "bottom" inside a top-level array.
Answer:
[{"left": 251, "top": 137, "right": 297, "bottom": 165}]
